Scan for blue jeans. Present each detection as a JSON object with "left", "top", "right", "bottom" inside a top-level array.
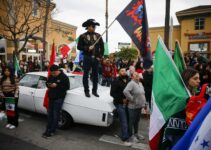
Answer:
[
  {"left": 115, "top": 104, "right": 129, "bottom": 141},
  {"left": 128, "top": 108, "right": 141, "bottom": 137},
  {"left": 47, "top": 98, "right": 64, "bottom": 133}
]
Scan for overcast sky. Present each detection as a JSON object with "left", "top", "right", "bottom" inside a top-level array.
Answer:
[{"left": 53, "top": 0, "right": 211, "bottom": 53}]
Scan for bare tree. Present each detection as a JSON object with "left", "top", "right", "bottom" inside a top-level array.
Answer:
[
  {"left": 42, "top": 0, "right": 50, "bottom": 59},
  {"left": 0, "top": 0, "right": 46, "bottom": 55}
]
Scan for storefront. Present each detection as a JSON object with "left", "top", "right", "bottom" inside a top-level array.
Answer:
[
  {"left": 19, "top": 38, "right": 44, "bottom": 62},
  {"left": 149, "top": 5, "right": 211, "bottom": 59}
]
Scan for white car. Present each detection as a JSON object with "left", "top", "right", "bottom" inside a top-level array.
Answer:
[{"left": 18, "top": 72, "right": 115, "bottom": 129}]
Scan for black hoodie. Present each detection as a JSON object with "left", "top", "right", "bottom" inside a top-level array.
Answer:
[
  {"left": 110, "top": 76, "right": 130, "bottom": 105},
  {"left": 46, "top": 71, "right": 70, "bottom": 100}
]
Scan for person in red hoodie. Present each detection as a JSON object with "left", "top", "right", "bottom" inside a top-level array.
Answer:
[{"left": 102, "top": 58, "right": 113, "bottom": 87}]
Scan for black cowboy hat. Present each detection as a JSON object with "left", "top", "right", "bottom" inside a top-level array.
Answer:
[{"left": 82, "top": 19, "right": 100, "bottom": 27}]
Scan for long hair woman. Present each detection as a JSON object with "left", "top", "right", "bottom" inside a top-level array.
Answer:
[
  {"left": 0, "top": 66, "right": 19, "bottom": 129},
  {"left": 181, "top": 68, "right": 200, "bottom": 96}
]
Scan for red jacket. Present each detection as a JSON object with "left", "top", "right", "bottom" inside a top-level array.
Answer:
[{"left": 102, "top": 64, "right": 113, "bottom": 77}]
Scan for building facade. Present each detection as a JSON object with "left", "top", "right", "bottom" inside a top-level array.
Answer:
[
  {"left": 0, "top": 0, "right": 77, "bottom": 62},
  {"left": 149, "top": 5, "right": 211, "bottom": 59}
]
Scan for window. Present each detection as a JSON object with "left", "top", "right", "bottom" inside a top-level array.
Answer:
[
  {"left": 195, "top": 18, "right": 205, "bottom": 30},
  {"left": 0, "top": 37, "right": 6, "bottom": 53},
  {"left": 189, "top": 42, "right": 208, "bottom": 52},
  {"left": 37, "top": 76, "right": 47, "bottom": 89},
  {"left": 20, "top": 75, "right": 40, "bottom": 88},
  {"left": 32, "top": 0, "right": 39, "bottom": 17}
]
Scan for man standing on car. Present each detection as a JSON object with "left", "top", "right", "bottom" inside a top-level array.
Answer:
[
  {"left": 77, "top": 19, "right": 104, "bottom": 98},
  {"left": 42, "top": 65, "right": 70, "bottom": 138}
]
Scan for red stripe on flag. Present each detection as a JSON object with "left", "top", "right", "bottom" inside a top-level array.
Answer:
[
  {"left": 60, "top": 45, "right": 71, "bottom": 58},
  {"left": 149, "top": 129, "right": 162, "bottom": 150},
  {"left": 72, "top": 72, "right": 84, "bottom": 75},
  {"left": 6, "top": 110, "right": 15, "bottom": 117},
  {"left": 43, "top": 42, "right": 56, "bottom": 110}
]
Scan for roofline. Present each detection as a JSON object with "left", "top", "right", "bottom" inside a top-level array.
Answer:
[
  {"left": 52, "top": 19, "right": 78, "bottom": 30},
  {"left": 176, "top": 6, "right": 211, "bottom": 22},
  {"left": 149, "top": 25, "right": 180, "bottom": 30}
]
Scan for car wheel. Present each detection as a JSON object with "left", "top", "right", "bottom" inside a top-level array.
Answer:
[{"left": 58, "top": 110, "right": 73, "bottom": 130}]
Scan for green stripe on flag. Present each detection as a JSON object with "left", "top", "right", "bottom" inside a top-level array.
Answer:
[
  {"left": 14, "top": 55, "right": 22, "bottom": 76},
  {"left": 104, "top": 42, "right": 109, "bottom": 56},
  {"left": 5, "top": 97, "right": 15, "bottom": 104},
  {"left": 153, "top": 37, "right": 190, "bottom": 121},
  {"left": 174, "top": 41, "right": 186, "bottom": 74}
]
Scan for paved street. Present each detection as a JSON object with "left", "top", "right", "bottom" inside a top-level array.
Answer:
[{"left": 0, "top": 110, "right": 149, "bottom": 150}]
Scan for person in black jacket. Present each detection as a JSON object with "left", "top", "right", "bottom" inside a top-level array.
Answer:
[
  {"left": 110, "top": 68, "right": 131, "bottom": 146},
  {"left": 42, "top": 65, "right": 70, "bottom": 138},
  {"left": 143, "top": 66, "right": 153, "bottom": 109},
  {"left": 77, "top": 19, "right": 104, "bottom": 98}
]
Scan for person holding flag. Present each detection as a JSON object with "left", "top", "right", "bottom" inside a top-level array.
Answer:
[
  {"left": 0, "top": 66, "right": 19, "bottom": 129},
  {"left": 42, "top": 65, "right": 70, "bottom": 138},
  {"left": 149, "top": 37, "right": 190, "bottom": 150},
  {"left": 77, "top": 19, "right": 104, "bottom": 98},
  {"left": 42, "top": 42, "right": 70, "bottom": 138}
]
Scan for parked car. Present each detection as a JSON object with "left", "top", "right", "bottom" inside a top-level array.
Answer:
[{"left": 18, "top": 72, "right": 115, "bottom": 129}]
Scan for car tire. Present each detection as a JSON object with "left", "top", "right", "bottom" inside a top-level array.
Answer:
[{"left": 58, "top": 110, "right": 74, "bottom": 130}]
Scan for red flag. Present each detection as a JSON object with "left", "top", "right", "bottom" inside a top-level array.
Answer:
[
  {"left": 60, "top": 40, "right": 77, "bottom": 58},
  {"left": 43, "top": 42, "right": 56, "bottom": 110},
  {"left": 60, "top": 45, "right": 70, "bottom": 58}
]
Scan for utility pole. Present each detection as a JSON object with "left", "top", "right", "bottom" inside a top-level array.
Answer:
[
  {"left": 105, "top": 0, "right": 108, "bottom": 42},
  {"left": 42, "top": 0, "right": 50, "bottom": 70},
  {"left": 164, "top": 0, "right": 170, "bottom": 50}
]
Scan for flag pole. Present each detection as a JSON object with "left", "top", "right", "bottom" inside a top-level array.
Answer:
[{"left": 92, "top": 19, "right": 116, "bottom": 47}]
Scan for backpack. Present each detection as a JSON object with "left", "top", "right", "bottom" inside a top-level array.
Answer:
[{"left": 185, "top": 84, "right": 208, "bottom": 125}]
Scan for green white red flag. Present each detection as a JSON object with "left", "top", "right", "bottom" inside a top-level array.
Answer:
[
  {"left": 149, "top": 37, "right": 190, "bottom": 150},
  {"left": 60, "top": 38, "right": 78, "bottom": 58}
]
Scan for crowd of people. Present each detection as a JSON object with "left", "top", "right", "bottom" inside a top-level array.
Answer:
[{"left": 0, "top": 17, "right": 210, "bottom": 149}]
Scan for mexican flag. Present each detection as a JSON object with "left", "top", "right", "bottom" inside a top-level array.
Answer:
[
  {"left": 14, "top": 55, "right": 22, "bottom": 77},
  {"left": 149, "top": 37, "right": 190, "bottom": 150},
  {"left": 5, "top": 97, "right": 16, "bottom": 117},
  {"left": 60, "top": 38, "right": 79, "bottom": 58},
  {"left": 174, "top": 41, "right": 186, "bottom": 74}
]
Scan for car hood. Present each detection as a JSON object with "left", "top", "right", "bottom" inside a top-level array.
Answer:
[{"left": 64, "top": 85, "right": 115, "bottom": 112}]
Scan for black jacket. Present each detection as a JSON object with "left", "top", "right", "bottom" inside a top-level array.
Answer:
[
  {"left": 77, "top": 32, "right": 104, "bottom": 58},
  {"left": 46, "top": 71, "right": 70, "bottom": 100},
  {"left": 110, "top": 76, "right": 130, "bottom": 105}
]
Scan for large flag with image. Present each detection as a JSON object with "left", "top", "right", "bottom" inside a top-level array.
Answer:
[
  {"left": 149, "top": 37, "right": 190, "bottom": 150},
  {"left": 172, "top": 97, "right": 211, "bottom": 150},
  {"left": 43, "top": 42, "right": 56, "bottom": 110},
  {"left": 116, "top": 0, "right": 152, "bottom": 69},
  {"left": 174, "top": 41, "right": 186, "bottom": 74}
]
